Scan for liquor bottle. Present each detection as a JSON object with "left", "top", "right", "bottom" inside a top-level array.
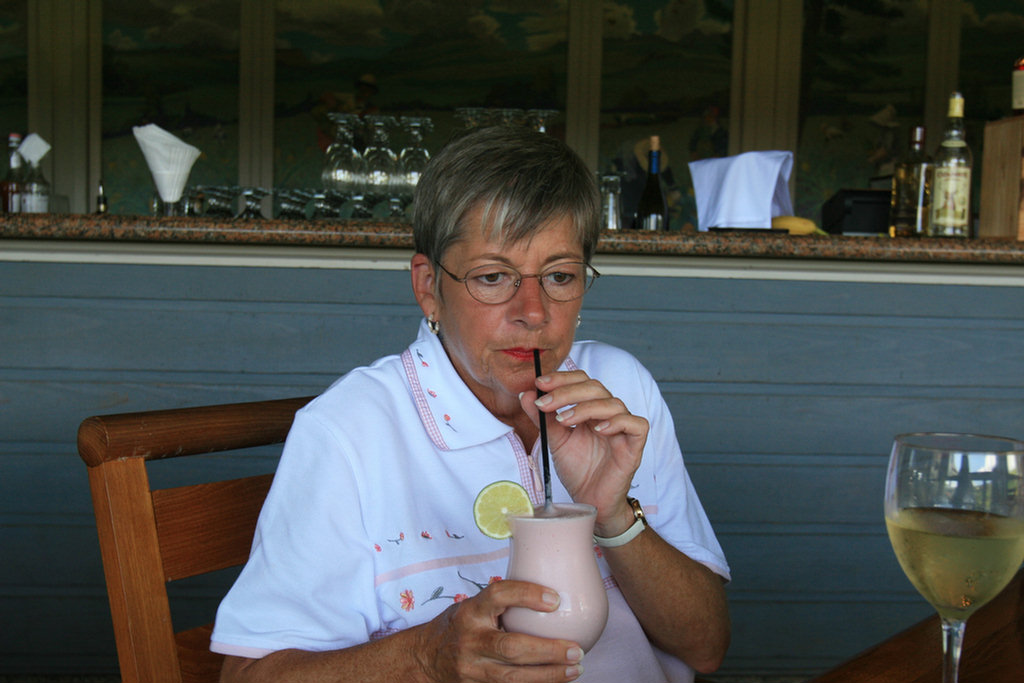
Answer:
[
  {"left": 20, "top": 160, "right": 50, "bottom": 213},
  {"left": 1014, "top": 57, "right": 1024, "bottom": 115},
  {"left": 632, "top": 135, "right": 668, "bottom": 230},
  {"left": 96, "top": 179, "right": 108, "bottom": 214},
  {"left": 888, "top": 126, "right": 931, "bottom": 237},
  {"left": 2, "top": 133, "right": 23, "bottom": 213},
  {"left": 928, "top": 92, "right": 972, "bottom": 238}
]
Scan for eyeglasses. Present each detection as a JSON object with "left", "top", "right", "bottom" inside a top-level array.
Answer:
[{"left": 437, "top": 261, "right": 600, "bottom": 305}]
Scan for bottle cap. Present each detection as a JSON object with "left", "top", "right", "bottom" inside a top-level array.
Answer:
[
  {"left": 650, "top": 135, "right": 660, "bottom": 151},
  {"left": 910, "top": 126, "right": 926, "bottom": 145},
  {"left": 947, "top": 92, "right": 964, "bottom": 118}
]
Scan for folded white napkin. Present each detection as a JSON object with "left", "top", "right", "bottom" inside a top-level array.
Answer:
[
  {"left": 688, "top": 150, "right": 794, "bottom": 231},
  {"left": 18, "top": 133, "right": 51, "bottom": 166},
  {"left": 132, "top": 124, "right": 201, "bottom": 203}
]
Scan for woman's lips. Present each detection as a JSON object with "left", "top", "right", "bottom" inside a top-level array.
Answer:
[{"left": 502, "top": 347, "right": 538, "bottom": 361}]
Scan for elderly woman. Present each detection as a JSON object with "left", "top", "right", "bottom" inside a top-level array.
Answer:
[{"left": 212, "top": 126, "right": 730, "bottom": 682}]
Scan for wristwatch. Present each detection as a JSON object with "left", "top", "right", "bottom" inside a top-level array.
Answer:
[{"left": 593, "top": 497, "right": 648, "bottom": 547}]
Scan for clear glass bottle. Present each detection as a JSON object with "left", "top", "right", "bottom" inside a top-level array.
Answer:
[
  {"left": 2, "top": 132, "right": 23, "bottom": 214},
  {"left": 20, "top": 160, "right": 50, "bottom": 213},
  {"left": 889, "top": 126, "right": 931, "bottom": 237},
  {"left": 632, "top": 135, "right": 668, "bottom": 230},
  {"left": 599, "top": 172, "right": 622, "bottom": 231},
  {"left": 928, "top": 92, "right": 972, "bottom": 238},
  {"left": 96, "top": 178, "right": 108, "bottom": 214}
]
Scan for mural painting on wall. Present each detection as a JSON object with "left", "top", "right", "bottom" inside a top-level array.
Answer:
[
  {"left": 95, "top": 1, "right": 1023, "bottom": 221},
  {"left": 0, "top": 2, "right": 27, "bottom": 142},
  {"left": 796, "top": 0, "right": 1023, "bottom": 222},
  {"left": 102, "top": 0, "right": 240, "bottom": 215},
  {"left": 598, "top": 0, "right": 732, "bottom": 231}
]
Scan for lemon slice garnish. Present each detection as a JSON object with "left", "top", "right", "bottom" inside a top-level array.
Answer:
[{"left": 473, "top": 480, "right": 534, "bottom": 539}]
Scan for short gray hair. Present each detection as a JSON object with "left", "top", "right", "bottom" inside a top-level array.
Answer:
[{"left": 412, "top": 126, "right": 600, "bottom": 265}]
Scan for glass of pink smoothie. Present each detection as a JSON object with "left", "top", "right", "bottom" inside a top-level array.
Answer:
[{"left": 501, "top": 503, "right": 609, "bottom": 651}]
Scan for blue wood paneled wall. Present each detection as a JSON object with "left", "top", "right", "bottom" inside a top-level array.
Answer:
[{"left": 2, "top": 259, "right": 1023, "bottom": 676}]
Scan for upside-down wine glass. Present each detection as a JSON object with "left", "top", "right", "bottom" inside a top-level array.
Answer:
[
  {"left": 362, "top": 114, "right": 399, "bottom": 214},
  {"left": 454, "top": 107, "right": 489, "bottom": 130},
  {"left": 884, "top": 432, "right": 1024, "bottom": 683},
  {"left": 325, "top": 112, "right": 368, "bottom": 215},
  {"left": 397, "top": 116, "right": 433, "bottom": 208}
]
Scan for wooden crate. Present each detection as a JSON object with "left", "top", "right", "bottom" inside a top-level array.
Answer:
[{"left": 979, "top": 116, "right": 1024, "bottom": 240}]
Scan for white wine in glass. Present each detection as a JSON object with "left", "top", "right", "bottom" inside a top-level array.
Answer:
[{"left": 885, "top": 433, "right": 1024, "bottom": 683}]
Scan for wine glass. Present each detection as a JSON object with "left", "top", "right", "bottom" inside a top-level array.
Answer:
[
  {"left": 454, "top": 107, "right": 489, "bottom": 130},
  {"left": 884, "top": 432, "right": 1024, "bottom": 683},
  {"left": 235, "top": 187, "right": 268, "bottom": 219},
  {"left": 494, "top": 108, "right": 526, "bottom": 128},
  {"left": 324, "top": 113, "right": 367, "bottom": 202},
  {"left": 397, "top": 115, "right": 433, "bottom": 207},
  {"left": 362, "top": 114, "right": 399, "bottom": 212}
]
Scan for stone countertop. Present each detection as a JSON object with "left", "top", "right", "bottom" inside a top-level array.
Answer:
[{"left": 2, "top": 213, "right": 1023, "bottom": 265}]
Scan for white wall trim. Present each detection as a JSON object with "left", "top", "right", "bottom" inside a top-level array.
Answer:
[{"left": 4, "top": 239, "right": 1022, "bottom": 287}]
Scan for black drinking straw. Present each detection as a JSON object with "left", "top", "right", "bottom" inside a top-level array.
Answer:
[{"left": 533, "top": 348, "right": 553, "bottom": 508}]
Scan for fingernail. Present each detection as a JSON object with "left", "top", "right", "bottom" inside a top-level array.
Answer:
[
  {"left": 566, "top": 646, "right": 584, "bottom": 663},
  {"left": 536, "top": 374, "right": 550, "bottom": 384},
  {"left": 535, "top": 394, "right": 552, "bottom": 407},
  {"left": 541, "top": 590, "right": 560, "bottom": 606},
  {"left": 566, "top": 664, "right": 583, "bottom": 679},
  {"left": 593, "top": 420, "right": 610, "bottom": 432},
  {"left": 554, "top": 408, "right": 574, "bottom": 422},
  {"left": 518, "top": 391, "right": 525, "bottom": 400}
]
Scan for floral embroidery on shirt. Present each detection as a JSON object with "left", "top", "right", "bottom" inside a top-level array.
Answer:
[
  {"left": 418, "top": 573, "right": 504, "bottom": 608},
  {"left": 427, "top": 389, "right": 437, "bottom": 398},
  {"left": 458, "top": 570, "right": 503, "bottom": 591},
  {"left": 417, "top": 350, "right": 429, "bottom": 367},
  {"left": 443, "top": 413, "right": 456, "bottom": 432},
  {"left": 422, "top": 586, "right": 459, "bottom": 605},
  {"left": 377, "top": 527, "right": 470, "bottom": 550},
  {"left": 400, "top": 589, "right": 415, "bottom": 611}
]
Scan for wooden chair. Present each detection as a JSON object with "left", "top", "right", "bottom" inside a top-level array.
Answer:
[
  {"left": 806, "top": 568, "right": 1024, "bottom": 683},
  {"left": 78, "top": 396, "right": 313, "bottom": 683}
]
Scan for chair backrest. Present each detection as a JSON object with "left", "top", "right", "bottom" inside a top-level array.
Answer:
[{"left": 78, "top": 396, "right": 313, "bottom": 683}]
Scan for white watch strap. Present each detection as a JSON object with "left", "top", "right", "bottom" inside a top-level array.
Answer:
[{"left": 593, "top": 516, "right": 646, "bottom": 547}]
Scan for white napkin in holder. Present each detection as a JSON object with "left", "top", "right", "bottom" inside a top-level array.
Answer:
[
  {"left": 689, "top": 150, "right": 794, "bottom": 231},
  {"left": 18, "top": 133, "right": 51, "bottom": 167},
  {"left": 132, "top": 124, "right": 201, "bottom": 203}
]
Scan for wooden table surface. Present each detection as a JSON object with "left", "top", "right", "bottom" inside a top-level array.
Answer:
[{"left": 807, "top": 569, "right": 1024, "bottom": 683}]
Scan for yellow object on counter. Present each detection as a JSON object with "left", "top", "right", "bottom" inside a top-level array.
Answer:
[{"left": 772, "top": 215, "right": 823, "bottom": 235}]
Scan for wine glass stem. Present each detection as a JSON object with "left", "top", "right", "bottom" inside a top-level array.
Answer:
[{"left": 940, "top": 617, "right": 966, "bottom": 683}]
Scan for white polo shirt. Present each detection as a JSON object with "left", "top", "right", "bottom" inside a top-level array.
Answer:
[{"left": 211, "top": 320, "right": 729, "bottom": 682}]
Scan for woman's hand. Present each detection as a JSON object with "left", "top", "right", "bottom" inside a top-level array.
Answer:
[
  {"left": 222, "top": 581, "right": 585, "bottom": 683},
  {"left": 415, "top": 579, "right": 584, "bottom": 682},
  {"left": 520, "top": 370, "right": 648, "bottom": 533}
]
